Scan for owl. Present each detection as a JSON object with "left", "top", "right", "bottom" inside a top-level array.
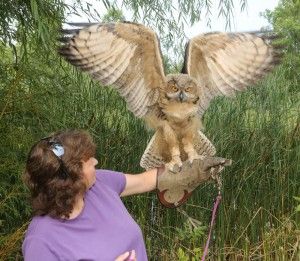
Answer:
[{"left": 59, "top": 22, "right": 281, "bottom": 172}]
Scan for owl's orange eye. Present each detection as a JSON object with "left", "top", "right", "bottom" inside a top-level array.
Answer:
[
  {"left": 185, "top": 87, "right": 192, "bottom": 92},
  {"left": 172, "top": 85, "right": 178, "bottom": 92}
]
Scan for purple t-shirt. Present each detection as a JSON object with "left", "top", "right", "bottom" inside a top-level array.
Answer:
[{"left": 22, "top": 169, "right": 148, "bottom": 261}]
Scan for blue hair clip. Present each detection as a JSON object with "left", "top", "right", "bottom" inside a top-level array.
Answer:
[
  {"left": 51, "top": 144, "right": 64, "bottom": 158},
  {"left": 41, "top": 136, "right": 68, "bottom": 179},
  {"left": 50, "top": 143, "right": 68, "bottom": 179}
]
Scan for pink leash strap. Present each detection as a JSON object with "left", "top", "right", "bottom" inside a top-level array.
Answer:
[{"left": 201, "top": 191, "right": 222, "bottom": 261}]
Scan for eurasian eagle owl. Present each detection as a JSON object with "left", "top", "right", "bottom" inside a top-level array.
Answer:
[{"left": 59, "top": 22, "right": 281, "bottom": 171}]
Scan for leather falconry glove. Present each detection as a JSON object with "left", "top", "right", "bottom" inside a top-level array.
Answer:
[{"left": 156, "top": 157, "right": 232, "bottom": 208}]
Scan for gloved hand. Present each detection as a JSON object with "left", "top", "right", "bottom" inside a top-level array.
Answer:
[{"left": 157, "top": 156, "right": 232, "bottom": 208}]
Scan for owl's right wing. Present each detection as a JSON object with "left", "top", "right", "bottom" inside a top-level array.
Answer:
[
  {"left": 182, "top": 32, "right": 282, "bottom": 117},
  {"left": 59, "top": 22, "right": 166, "bottom": 118}
]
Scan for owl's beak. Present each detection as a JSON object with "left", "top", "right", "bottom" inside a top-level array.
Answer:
[{"left": 179, "top": 91, "right": 185, "bottom": 102}]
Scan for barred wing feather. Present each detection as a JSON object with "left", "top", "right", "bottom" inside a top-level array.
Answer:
[
  {"left": 59, "top": 22, "right": 166, "bottom": 118},
  {"left": 182, "top": 32, "right": 282, "bottom": 116}
]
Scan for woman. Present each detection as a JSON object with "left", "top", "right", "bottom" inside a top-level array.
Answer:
[{"left": 22, "top": 129, "right": 160, "bottom": 261}]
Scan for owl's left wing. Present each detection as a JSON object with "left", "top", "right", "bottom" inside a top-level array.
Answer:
[
  {"left": 59, "top": 22, "right": 166, "bottom": 118},
  {"left": 182, "top": 32, "right": 282, "bottom": 117}
]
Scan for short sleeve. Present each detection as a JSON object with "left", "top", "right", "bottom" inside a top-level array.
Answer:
[
  {"left": 95, "top": 169, "right": 126, "bottom": 195},
  {"left": 23, "top": 236, "right": 59, "bottom": 261}
]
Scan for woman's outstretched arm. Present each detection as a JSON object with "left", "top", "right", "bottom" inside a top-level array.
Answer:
[{"left": 120, "top": 167, "right": 164, "bottom": 197}]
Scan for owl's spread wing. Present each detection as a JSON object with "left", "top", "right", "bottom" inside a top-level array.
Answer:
[
  {"left": 182, "top": 32, "right": 282, "bottom": 116},
  {"left": 59, "top": 22, "right": 166, "bottom": 118}
]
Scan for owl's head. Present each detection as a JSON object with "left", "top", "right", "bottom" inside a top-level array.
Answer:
[{"left": 165, "top": 74, "right": 200, "bottom": 104}]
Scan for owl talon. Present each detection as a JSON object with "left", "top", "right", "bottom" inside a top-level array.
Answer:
[
  {"left": 166, "top": 156, "right": 183, "bottom": 173},
  {"left": 188, "top": 153, "right": 205, "bottom": 166},
  {"left": 174, "top": 165, "right": 182, "bottom": 172},
  {"left": 166, "top": 163, "right": 182, "bottom": 173},
  {"left": 165, "top": 163, "right": 177, "bottom": 173}
]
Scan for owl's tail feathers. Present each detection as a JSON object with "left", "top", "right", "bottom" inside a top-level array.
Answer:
[
  {"left": 140, "top": 132, "right": 165, "bottom": 170},
  {"left": 140, "top": 130, "right": 216, "bottom": 170},
  {"left": 195, "top": 130, "right": 216, "bottom": 156}
]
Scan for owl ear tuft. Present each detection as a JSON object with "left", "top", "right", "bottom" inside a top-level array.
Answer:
[{"left": 168, "top": 79, "right": 176, "bottom": 85}]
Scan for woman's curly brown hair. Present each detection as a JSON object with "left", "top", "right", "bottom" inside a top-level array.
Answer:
[{"left": 23, "top": 129, "right": 96, "bottom": 219}]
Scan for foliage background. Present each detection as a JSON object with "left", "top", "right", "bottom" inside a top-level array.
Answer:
[{"left": 0, "top": 0, "right": 299, "bottom": 260}]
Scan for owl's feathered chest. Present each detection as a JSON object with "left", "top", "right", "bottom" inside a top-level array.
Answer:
[
  {"left": 144, "top": 101, "right": 200, "bottom": 132},
  {"left": 160, "top": 102, "right": 200, "bottom": 133},
  {"left": 160, "top": 102, "right": 198, "bottom": 120}
]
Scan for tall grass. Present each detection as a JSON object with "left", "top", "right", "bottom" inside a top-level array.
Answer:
[{"left": 0, "top": 44, "right": 299, "bottom": 260}]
